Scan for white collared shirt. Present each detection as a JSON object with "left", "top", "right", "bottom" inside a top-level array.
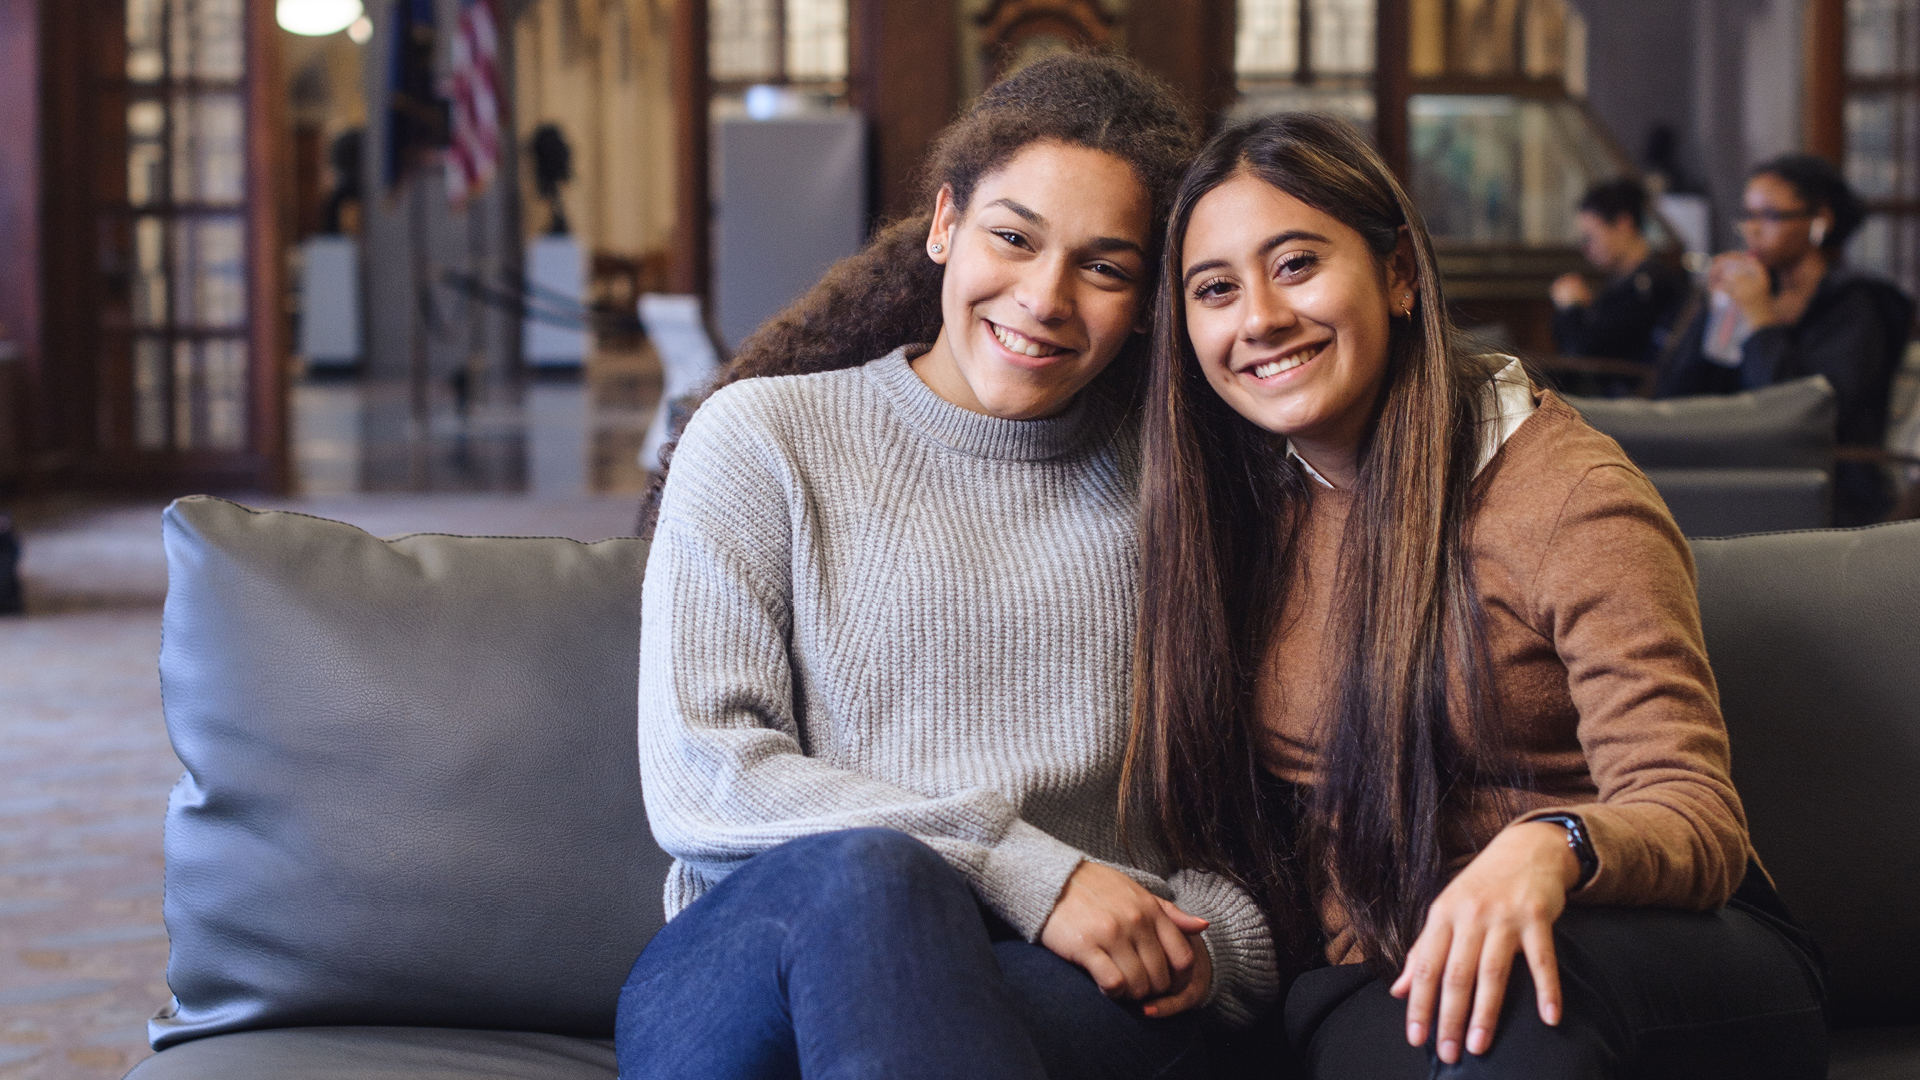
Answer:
[{"left": 1288, "top": 357, "right": 1536, "bottom": 489}]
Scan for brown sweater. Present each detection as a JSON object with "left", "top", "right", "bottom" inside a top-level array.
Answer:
[{"left": 1255, "top": 393, "right": 1751, "bottom": 965}]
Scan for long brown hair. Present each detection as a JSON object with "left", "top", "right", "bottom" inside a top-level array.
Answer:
[
  {"left": 640, "top": 52, "right": 1199, "bottom": 532},
  {"left": 1124, "top": 113, "right": 1508, "bottom": 973}
]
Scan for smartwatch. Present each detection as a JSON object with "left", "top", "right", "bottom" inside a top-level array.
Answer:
[{"left": 1531, "top": 812, "right": 1598, "bottom": 891}]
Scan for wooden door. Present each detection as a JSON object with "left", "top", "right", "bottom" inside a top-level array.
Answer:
[{"left": 38, "top": 0, "right": 284, "bottom": 492}]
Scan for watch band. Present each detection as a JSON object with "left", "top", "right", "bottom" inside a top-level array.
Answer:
[{"left": 1532, "top": 812, "right": 1598, "bottom": 890}]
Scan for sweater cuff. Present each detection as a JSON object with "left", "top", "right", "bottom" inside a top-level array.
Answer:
[
  {"left": 1167, "top": 869, "right": 1280, "bottom": 1028},
  {"left": 975, "top": 818, "right": 1089, "bottom": 941}
]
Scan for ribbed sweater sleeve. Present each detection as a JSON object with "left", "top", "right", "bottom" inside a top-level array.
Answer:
[
  {"left": 1519, "top": 463, "right": 1749, "bottom": 909},
  {"left": 635, "top": 357, "right": 1276, "bottom": 1025}
]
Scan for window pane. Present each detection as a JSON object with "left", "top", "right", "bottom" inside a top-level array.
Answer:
[
  {"left": 1847, "top": 0, "right": 1920, "bottom": 77},
  {"left": 134, "top": 216, "right": 169, "bottom": 327},
  {"left": 134, "top": 337, "right": 168, "bottom": 449},
  {"left": 1309, "top": 0, "right": 1374, "bottom": 76},
  {"left": 1237, "top": 0, "right": 1300, "bottom": 79},
  {"left": 712, "top": 0, "right": 779, "bottom": 81},
  {"left": 173, "top": 217, "right": 247, "bottom": 328},
  {"left": 1846, "top": 94, "right": 1898, "bottom": 199},
  {"left": 172, "top": 340, "right": 197, "bottom": 449},
  {"left": 204, "top": 337, "right": 249, "bottom": 449},
  {"left": 172, "top": 94, "right": 246, "bottom": 205},
  {"left": 128, "top": 100, "right": 168, "bottom": 207},
  {"left": 786, "top": 0, "right": 846, "bottom": 80},
  {"left": 172, "top": 0, "right": 246, "bottom": 82},
  {"left": 127, "top": 0, "right": 166, "bottom": 82}
]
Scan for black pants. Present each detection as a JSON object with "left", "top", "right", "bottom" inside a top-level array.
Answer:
[{"left": 1237, "top": 875, "right": 1827, "bottom": 1079}]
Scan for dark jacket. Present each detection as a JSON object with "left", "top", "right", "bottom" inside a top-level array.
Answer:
[
  {"left": 1656, "top": 267, "right": 1915, "bottom": 524},
  {"left": 1552, "top": 256, "right": 1692, "bottom": 364},
  {"left": 1656, "top": 267, "right": 1914, "bottom": 449}
]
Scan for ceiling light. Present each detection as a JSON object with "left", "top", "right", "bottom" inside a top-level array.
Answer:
[{"left": 276, "top": 0, "right": 365, "bottom": 37}]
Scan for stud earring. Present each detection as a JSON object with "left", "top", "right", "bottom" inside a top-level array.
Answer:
[{"left": 930, "top": 243, "right": 945, "bottom": 255}]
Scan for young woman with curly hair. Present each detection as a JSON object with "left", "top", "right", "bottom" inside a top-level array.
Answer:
[
  {"left": 1127, "top": 113, "right": 1827, "bottom": 1078},
  {"left": 618, "top": 54, "right": 1276, "bottom": 1080}
]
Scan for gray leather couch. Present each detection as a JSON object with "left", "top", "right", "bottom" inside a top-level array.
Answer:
[
  {"left": 1567, "top": 376, "right": 1837, "bottom": 536},
  {"left": 125, "top": 497, "right": 1917, "bottom": 1079}
]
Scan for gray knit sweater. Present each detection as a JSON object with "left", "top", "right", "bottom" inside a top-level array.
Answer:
[{"left": 637, "top": 346, "right": 1278, "bottom": 1024}]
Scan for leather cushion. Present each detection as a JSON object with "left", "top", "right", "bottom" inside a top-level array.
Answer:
[
  {"left": 125, "top": 1026, "right": 617, "bottom": 1080},
  {"left": 152, "top": 497, "right": 671, "bottom": 1049},
  {"left": 1568, "top": 375, "right": 1836, "bottom": 468},
  {"left": 1691, "top": 522, "right": 1920, "bottom": 1026},
  {"left": 1642, "top": 468, "right": 1832, "bottom": 537}
]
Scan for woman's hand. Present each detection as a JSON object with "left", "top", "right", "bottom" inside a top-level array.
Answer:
[
  {"left": 1389, "top": 821, "right": 1582, "bottom": 1064},
  {"left": 1709, "top": 252, "right": 1780, "bottom": 328},
  {"left": 1041, "top": 861, "right": 1210, "bottom": 1004},
  {"left": 1141, "top": 928, "right": 1212, "bottom": 1018}
]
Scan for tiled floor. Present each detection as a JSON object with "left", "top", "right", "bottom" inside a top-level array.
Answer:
[{"left": 1, "top": 346, "right": 659, "bottom": 1078}]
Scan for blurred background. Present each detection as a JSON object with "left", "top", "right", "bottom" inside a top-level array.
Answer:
[{"left": 0, "top": 0, "right": 1904, "bottom": 504}]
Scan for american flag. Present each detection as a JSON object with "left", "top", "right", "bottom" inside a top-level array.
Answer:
[{"left": 446, "top": 0, "right": 501, "bottom": 205}]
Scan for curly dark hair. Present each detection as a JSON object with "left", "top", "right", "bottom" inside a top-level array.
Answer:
[{"left": 639, "top": 51, "right": 1199, "bottom": 533}]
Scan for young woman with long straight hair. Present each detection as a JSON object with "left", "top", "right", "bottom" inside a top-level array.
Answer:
[
  {"left": 1127, "top": 113, "right": 1828, "bottom": 1077},
  {"left": 620, "top": 55, "right": 1279, "bottom": 1080}
]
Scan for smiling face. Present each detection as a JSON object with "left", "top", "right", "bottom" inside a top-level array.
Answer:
[
  {"left": 1180, "top": 170, "right": 1414, "bottom": 485},
  {"left": 911, "top": 141, "right": 1154, "bottom": 420}
]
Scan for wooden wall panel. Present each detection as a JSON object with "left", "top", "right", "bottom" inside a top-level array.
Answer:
[
  {"left": 1125, "top": 0, "right": 1236, "bottom": 133},
  {"left": 851, "top": 0, "right": 959, "bottom": 223},
  {"left": 34, "top": 0, "right": 104, "bottom": 473},
  {"left": 1805, "top": 0, "right": 1845, "bottom": 164},
  {"left": 248, "top": 0, "right": 288, "bottom": 491},
  {"left": 0, "top": 0, "right": 39, "bottom": 481},
  {"left": 1376, "top": 0, "right": 1412, "bottom": 180}
]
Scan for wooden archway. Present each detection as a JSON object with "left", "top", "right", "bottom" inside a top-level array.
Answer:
[{"left": 977, "top": 0, "right": 1116, "bottom": 82}]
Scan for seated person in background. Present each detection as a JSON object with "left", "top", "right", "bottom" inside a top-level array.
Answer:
[
  {"left": 1657, "top": 154, "right": 1916, "bottom": 524},
  {"left": 1550, "top": 178, "right": 1690, "bottom": 379}
]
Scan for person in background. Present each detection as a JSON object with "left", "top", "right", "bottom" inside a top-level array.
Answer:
[
  {"left": 1549, "top": 179, "right": 1690, "bottom": 380},
  {"left": 1657, "top": 154, "right": 1915, "bottom": 524}
]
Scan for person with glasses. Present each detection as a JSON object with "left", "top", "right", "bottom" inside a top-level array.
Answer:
[{"left": 1655, "top": 154, "right": 1914, "bottom": 524}]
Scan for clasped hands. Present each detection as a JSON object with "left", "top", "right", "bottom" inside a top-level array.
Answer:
[
  {"left": 1039, "top": 861, "right": 1213, "bottom": 1018},
  {"left": 1039, "top": 820, "right": 1581, "bottom": 1051}
]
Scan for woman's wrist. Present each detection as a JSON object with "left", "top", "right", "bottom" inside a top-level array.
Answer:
[{"left": 1523, "top": 815, "right": 1596, "bottom": 891}]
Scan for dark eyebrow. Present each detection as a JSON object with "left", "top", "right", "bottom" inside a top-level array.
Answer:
[
  {"left": 987, "top": 197, "right": 1145, "bottom": 258},
  {"left": 987, "top": 197, "right": 1042, "bottom": 224},
  {"left": 1181, "top": 229, "right": 1333, "bottom": 287},
  {"left": 1089, "top": 236, "right": 1147, "bottom": 257}
]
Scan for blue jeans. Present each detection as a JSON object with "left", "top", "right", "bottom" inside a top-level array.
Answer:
[{"left": 615, "top": 828, "right": 1208, "bottom": 1080}]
